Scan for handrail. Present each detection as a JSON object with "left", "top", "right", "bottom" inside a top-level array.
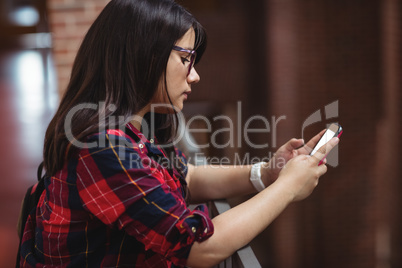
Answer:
[
  {"left": 210, "top": 200, "right": 262, "bottom": 268},
  {"left": 177, "top": 119, "right": 262, "bottom": 267}
]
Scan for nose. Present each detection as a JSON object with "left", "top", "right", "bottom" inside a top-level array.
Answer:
[{"left": 187, "top": 67, "right": 200, "bottom": 84}]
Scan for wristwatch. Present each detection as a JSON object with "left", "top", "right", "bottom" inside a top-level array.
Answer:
[{"left": 250, "top": 162, "right": 266, "bottom": 192}]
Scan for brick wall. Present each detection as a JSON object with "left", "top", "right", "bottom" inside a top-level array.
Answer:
[{"left": 48, "top": 0, "right": 109, "bottom": 95}]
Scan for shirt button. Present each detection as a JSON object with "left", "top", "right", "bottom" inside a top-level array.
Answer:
[
  {"left": 139, "top": 144, "right": 144, "bottom": 149},
  {"left": 192, "top": 227, "right": 196, "bottom": 233},
  {"left": 204, "top": 228, "right": 208, "bottom": 234}
]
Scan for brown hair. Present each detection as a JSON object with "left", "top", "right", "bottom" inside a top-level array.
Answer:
[{"left": 43, "top": 0, "right": 206, "bottom": 175}]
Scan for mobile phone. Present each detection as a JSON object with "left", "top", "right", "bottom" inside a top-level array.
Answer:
[{"left": 310, "top": 123, "right": 343, "bottom": 163}]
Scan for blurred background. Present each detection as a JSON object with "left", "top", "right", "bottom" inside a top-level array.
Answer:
[{"left": 1, "top": 0, "right": 401, "bottom": 267}]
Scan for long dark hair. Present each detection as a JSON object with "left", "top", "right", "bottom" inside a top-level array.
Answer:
[{"left": 44, "top": 0, "right": 207, "bottom": 176}]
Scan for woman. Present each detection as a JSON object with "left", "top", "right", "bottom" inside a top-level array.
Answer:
[{"left": 18, "top": 0, "right": 339, "bottom": 267}]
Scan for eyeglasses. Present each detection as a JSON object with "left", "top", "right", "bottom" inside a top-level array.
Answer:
[{"left": 172, "top": 46, "right": 197, "bottom": 76}]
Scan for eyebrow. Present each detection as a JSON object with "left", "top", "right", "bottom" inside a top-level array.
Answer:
[{"left": 178, "top": 46, "right": 195, "bottom": 51}]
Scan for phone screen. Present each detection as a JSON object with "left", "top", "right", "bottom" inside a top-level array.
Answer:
[{"left": 310, "top": 123, "right": 342, "bottom": 155}]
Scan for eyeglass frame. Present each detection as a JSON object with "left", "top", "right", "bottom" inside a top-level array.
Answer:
[{"left": 172, "top": 46, "right": 197, "bottom": 76}]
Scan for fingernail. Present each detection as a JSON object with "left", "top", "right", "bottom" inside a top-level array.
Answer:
[{"left": 332, "top": 137, "right": 340, "bottom": 144}]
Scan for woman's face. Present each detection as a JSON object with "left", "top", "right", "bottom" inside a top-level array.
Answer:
[{"left": 153, "top": 28, "right": 200, "bottom": 112}]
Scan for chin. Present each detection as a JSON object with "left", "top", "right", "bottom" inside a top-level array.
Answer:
[{"left": 150, "top": 102, "right": 183, "bottom": 114}]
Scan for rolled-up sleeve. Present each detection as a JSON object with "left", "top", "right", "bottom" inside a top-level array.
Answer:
[{"left": 76, "top": 132, "right": 214, "bottom": 266}]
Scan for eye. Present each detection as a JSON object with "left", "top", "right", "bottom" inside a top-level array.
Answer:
[{"left": 181, "top": 57, "right": 190, "bottom": 64}]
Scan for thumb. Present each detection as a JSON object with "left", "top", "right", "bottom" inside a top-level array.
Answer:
[{"left": 311, "top": 137, "right": 340, "bottom": 165}]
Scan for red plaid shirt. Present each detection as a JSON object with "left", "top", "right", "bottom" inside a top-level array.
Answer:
[{"left": 19, "top": 123, "right": 214, "bottom": 267}]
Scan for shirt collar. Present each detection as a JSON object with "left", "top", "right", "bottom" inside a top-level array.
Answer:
[{"left": 125, "top": 122, "right": 165, "bottom": 157}]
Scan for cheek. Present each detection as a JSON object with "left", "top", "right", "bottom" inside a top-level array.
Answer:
[
  {"left": 166, "top": 57, "right": 186, "bottom": 83},
  {"left": 166, "top": 68, "right": 184, "bottom": 94}
]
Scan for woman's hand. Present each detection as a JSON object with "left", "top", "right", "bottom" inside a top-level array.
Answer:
[
  {"left": 274, "top": 136, "right": 339, "bottom": 202},
  {"left": 261, "top": 129, "right": 327, "bottom": 186},
  {"left": 187, "top": 137, "right": 340, "bottom": 267}
]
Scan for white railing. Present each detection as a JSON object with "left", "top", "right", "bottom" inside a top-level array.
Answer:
[
  {"left": 210, "top": 200, "right": 262, "bottom": 268},
  {"left": 178, "top": 119, "right": 261, "bottom": 268}
]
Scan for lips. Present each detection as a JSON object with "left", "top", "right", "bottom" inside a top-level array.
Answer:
[{"left": 183, "top": 91, "right": 191, "bottom": 100}]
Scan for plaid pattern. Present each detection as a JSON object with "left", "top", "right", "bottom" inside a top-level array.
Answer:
[{"left": 19, "top": 123, "right": 214, "bottom": 267}]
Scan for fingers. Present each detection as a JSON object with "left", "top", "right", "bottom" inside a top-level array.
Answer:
[
  {"left": 311, "top": 137, "right": 340, "bottom": 165},
  {"left": 285, "top": 138, "right": 305, "bottom": 151},
  {"left": 303, "top": 129, "right": 326, "bottom": 154},
  {"left": 316, "top": 162, "right": 328, "bottom": 177}
]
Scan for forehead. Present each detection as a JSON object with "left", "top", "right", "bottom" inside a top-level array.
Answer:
[{"left": 175, "top": 28, "right": 196, "bottom": 49}]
